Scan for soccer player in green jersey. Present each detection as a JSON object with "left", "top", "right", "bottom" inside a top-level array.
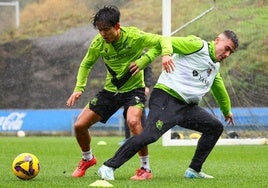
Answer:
[
  {"left": 66, "top": 5, "right": 173, "bottom": 180},
  {"left": 98, "top": 30, "right": 239, "bottom": 180}
]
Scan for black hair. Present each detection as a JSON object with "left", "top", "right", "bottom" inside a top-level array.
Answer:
[
  {"left": 223, "top": 30, "right": 239, "bottom": 49},
  {"left": 92, "top": 5, "right": 120, "bottom": 28}
]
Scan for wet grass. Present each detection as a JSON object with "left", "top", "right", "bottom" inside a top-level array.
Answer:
[{"left": 1, "top": 136, "right": 267, "bottom": 188}]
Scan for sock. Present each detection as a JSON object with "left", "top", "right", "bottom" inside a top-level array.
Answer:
[
  {"left": 140, "top": 155, "right": 150, "bottom": 171},
  {"left": 82, "top": 149, "right": 93, "bottom": 161}
]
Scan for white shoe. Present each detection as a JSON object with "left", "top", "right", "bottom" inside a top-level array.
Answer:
[
  {"left": 97, "top": 165, "right": 115, "bottom": 180},
  {"left": 184, "top": 168, "right": 214, "bottom": 179}
]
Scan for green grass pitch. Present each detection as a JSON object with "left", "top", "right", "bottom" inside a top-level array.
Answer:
[{"left": 1, "top": 136, "right": 267, "bottom": 188}]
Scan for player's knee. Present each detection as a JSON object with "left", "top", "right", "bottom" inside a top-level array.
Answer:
[
  {"left": 73, "top": 121, "right": 89, "bottom": 131},
  {"left": 127, "top": 117, "right": 139, "bottom": 126},
  {"left": 127, "top": 119, "right": 142, "bottom": 135},
  {"left": 146, "top": 135, "right": 159, "bottom": 144},
  {"left": 73, "top": 122, "right": 82, "bottom": 131},
  {"left": 134, "top": 135, "right": 156, "bottom": 147},
  {"left": 141, "top": 131, "right": 160, "bottom": 144},
  {"left": 213, "top": 121, "right": 224, "bottom": 135}
]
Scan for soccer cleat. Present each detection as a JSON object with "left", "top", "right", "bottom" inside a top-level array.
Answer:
[
  {"left": 184, "top": 168, "right": 214, "bottom": 179},
  {"left": 130, "top": 167, "right": 153, "bottom": 180},
  {"left": 72, "top": 156, "right": 97, "bottom": 177},
  {"left": 97, "top": 165, "right": 115, "bottom": 180}
]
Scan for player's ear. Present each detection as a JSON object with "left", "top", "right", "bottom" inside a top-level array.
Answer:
[
  {"left": 115, "top": 22, "right": 120, "bottom": 30},
  {"left": 215, "top": 36, "right": 220, "bottom": 44}
]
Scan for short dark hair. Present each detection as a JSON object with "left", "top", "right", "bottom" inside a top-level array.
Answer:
[
  {"left": 223, "top": 30, "right": 239, "bottom": 49},
  {"left": 92, "top": 5, "right": 120, "bottom": 28}
]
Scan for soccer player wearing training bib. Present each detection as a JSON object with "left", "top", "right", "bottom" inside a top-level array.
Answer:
[
  {"left": 98, "top": 30, "right": 239, "bottom": 180},
  {"left": 66, "top": 6, "right": 173, "bottom": 180}
]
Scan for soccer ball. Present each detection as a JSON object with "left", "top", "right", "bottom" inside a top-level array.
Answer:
[{"left": 12, "top": 153, "right": 40, "bottom": 180}]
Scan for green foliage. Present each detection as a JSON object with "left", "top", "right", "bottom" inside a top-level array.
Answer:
[
  {"left": 1, "top": 136, "right": 267, "bottom": 188},
  {"left": 119, "top": 0, "right": 268, "bottom": 107}
]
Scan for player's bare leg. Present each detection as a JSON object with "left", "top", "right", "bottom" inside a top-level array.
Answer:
[
  {"left": 126, "top": 106, "right": 152, "bottom": 180},
  {"left": 72, "top": 108, "right": 102, "bottom": 177}
]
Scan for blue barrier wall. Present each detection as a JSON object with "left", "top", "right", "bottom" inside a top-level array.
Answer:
[
  {"left": 0, "top": 109, "right": 80, "bottom": 132},
  {"left": 0, "top": 108, "right": 267, "bottom": 132},
  {"left": 0, "top": 109, "right": 123, "bottom": 132},
  {"left": 211, "top": 107, "right": 268, "bottom": 126}
]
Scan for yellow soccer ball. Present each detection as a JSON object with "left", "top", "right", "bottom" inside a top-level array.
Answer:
[{"left": 12, "top": 153, "right": 40, "bottom": 180}]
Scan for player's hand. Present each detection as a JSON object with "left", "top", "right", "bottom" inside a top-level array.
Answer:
[
  {"left": 162, "top": 55, "right": 174, "bottom": 73},
  {"left": 129, "top": 63, "right": 140, "bottom": 75},
  {"left": 224, "top": 113, "right": 235, "bottom": 126},
  {"left": 66, "top": 91, "right": 82, "bottom": 107}
]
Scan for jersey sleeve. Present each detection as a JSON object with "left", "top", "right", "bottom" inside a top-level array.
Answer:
[
  {"left": 135, "top": 33, "right": 173, "bottom": 70},
  {"left": 171, "top": 35, "right": 204, "bottom": 55},
  {"left": 74, "top": 35, "right": 101, "bottom": 92},
  {"left": 210, "top": 73, "right": 232, "bottom": 116}
]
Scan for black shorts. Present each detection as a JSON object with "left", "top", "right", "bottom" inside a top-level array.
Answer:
[{"left": 86, "top": 88, "right": 146, "bottom": 123}]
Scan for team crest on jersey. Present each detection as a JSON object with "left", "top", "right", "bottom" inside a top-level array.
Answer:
[
  {"left": 125, "top": 44, "right": 131, "bottom": 50},
  {"left": 207, "top": 68, "right": 212, "bottom": 77}
]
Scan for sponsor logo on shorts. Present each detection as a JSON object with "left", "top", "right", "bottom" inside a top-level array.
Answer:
[
  {"left": 90, "top": 97, "right": 98, "bottom": 106},
  {"left": 135, "top": 96, "right": 141, "bottom": 104},
  {"left": 155, "top": 120, "right": 163, "bottom": 130}
]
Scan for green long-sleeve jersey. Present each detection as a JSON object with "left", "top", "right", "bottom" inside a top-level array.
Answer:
[
  {"left": 74, "top": 26, "right": 172, "bottom": 93},
  {"left": 156, "top": 35, "right": 232, "bottom": 116}
]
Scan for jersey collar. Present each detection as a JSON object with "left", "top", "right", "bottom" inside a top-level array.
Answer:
[{"left": 208, "top": 41, "right": 216, "bottom": 62}]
